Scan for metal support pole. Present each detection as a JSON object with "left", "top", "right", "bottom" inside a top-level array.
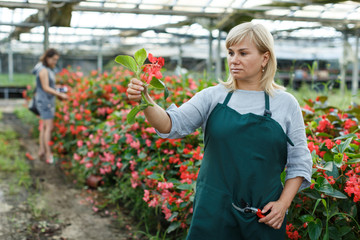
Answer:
[
  {"left": 352, "top": 30, "right": 359, "bottom": 96},
  {"left": 97, "top": 39, "right": 103, "bottom": 73},
  {"left": 207, "top": 29, "right": 213, "bottom": 78},
  {"left": 43, "top": 9, "right": 49, "bottom": 51},
  {"left": 8, "top": 41, "right": 13, "bottom": 84},
  {"left": 215, "top": 30, "right": 222, "bottom": 81},
  {"left": 177, "top": 43, "right": 182, "bottom": 69},
  {"left": 340, "top": 33, "right": 348, "bottom": 95}
]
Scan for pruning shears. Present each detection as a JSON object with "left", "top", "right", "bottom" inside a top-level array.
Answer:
[{"left": 232, "top": 199, "right": 266, "bottom": 218}]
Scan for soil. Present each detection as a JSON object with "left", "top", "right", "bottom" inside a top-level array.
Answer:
[{"left": 0, "top": 100, "right": 142, "bottom": 240}]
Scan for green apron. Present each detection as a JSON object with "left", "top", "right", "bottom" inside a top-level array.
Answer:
[{"left": 187, "top": 91, "right": 293, "bottom": 240}]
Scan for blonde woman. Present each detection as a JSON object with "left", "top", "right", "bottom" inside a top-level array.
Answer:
[
  {"left": 33, "top": 49, "right": 67, "bottom": 163},
  {"left": 127, "top": 22, "right": 312, "bottom": 239}
]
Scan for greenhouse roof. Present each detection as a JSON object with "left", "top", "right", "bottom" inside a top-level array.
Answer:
[{"left": 0, "top": 0, "right": 360, "bottom": 59}]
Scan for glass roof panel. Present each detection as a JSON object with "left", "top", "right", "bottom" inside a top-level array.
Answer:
[
  {"left": 139, "top": 4, "right": 163, "bottom": 10},
  {"left": 0, "top": 0, "right": 360, "bottom": 59},
  {"left": 321, "top": 10, "right": 348, "bottom": 19},
  {"left": 231, "top": 0, "right": 248, "bottom": 8},
  {"left": 348, "top": 12, "right": 360, "bottom": 20},
  {"left": 176, "top": 0, "right": 209, "bottom": 7},
  {"left": 332, "top": 2, "right": 359, "bottom": 10},
  {"left": 209, "top": 0, "right": 234, "bottom": 8},
  {"left": 265, "top": 9, "right": 292, "bottom": 16},
  {"left": 0, "top": 25, "right": 12, "bottom": 32},
  {"left": 142, "top": 0, "right": 173, "bottom": 4},
  {"left": 302, "top": 5, "right": 326, "bottom": 11},
  {"left": 204, "top": 7, "right": 226, "bottom": 13},
  {"left": 172, "top": 6, "right": 204, "bottom": 12},
  {"left": 242, "top": 0, "right": 273, "bottom": 8},
  {"left": 28, "top": 0, "right": 47, "bottom": 3},
  {"left": 0, "top": 8, "right": 37, "bottom": 23},
  {"left": 293, "top": 10, "right": 321, "bottom": 18}
]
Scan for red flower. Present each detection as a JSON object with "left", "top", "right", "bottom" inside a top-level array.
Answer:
[
  {"left": 344, "top": 119, "right": 357, "bottom": 130},
  {"left": 317, "top": 118, "right": 334, "bottom": 132},
  {"left": 75, "top": 113, "right": 82, "bottom": 121},
  {"left": 324, "top": 139, "right": 334, "bottom": 150},
  {"left": 25, "top": 152, "right": 34, "bottom": 161},
  {"left": 143, "top": 53, "right": 165, "bottom": 83},
  {"left": 307, "top": 142, "right": 319, "bottom": 155}
]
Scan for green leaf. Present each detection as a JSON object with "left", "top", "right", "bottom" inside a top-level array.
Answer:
[
  {"left": 321, "top": 199, "right": 327, "bottom": 209},
  {"left": 167, "top": 178, "right": 181, "bottom": 185},
  {"left": 334, "top": 133, "right": 357, "bottom": 140},
  {"left": 308, "top": 219, "right": 322, "bottom": 240},
  {"left": 346, "top": 158, "right": 360, "bottom": 165},
  {"left": 329, "top": 226, "right": 341, "bottom": 239},
  {"left": 138, "top": 152, "right": 147, "bottom": 159},
  {"left": 148, "top": 173, "right": 162, "bottom": 180},
  {"left": 315, "top": 177, "right": 347, "bottom": 199},
  {"left": 333, "top": 153, "right": 344, "bottom": 168},
  {"left": 177, "top": 183, "right": 193, "bottom": 191},
  {"left": 150, "top": 77, "right": 165, "bottom": 89},
  {"left": 134, "top": 48, "right": 147, "bottom": 66},
  {"left": 312, "top": 198, "right": 322, "bottom": 215},
  {"left": 338, "top": 138, "right": 353, "bottom": 153},
  {"left": 303, "top": 190, "right": 322, "bottom": 200},
  {"left": 317, "top": 96, "right": 328, "bottom": 104},
  {"left": 127, "top": 106, "right": 141, "bottom": 124},
  {"left": 164, "top": 85, "right": 169, "bottom": 100},
  {"left": 299, "top": 214, "right": 315, "bottom": 222},
  {"left": 280, "top": 170, "right": 286, "bottom": 185},
  {"left": 167, "top": 212, "right": 178, "bottom": 222},
  {"left": 316, "top": 162, "right": 333, "bottom": 171},
  {"left": 322, "top": 152, "right": 333, "bottom": 162},
  {"left": 166, "top": 222, "right": 181, "bottom": 233},
  {"left": 338, "top": 226, "right": 352, "bottom": 236},
  {"left": 304, "top": 99, "right": 315, "bottom": 107},
  {"left": 316, "top": 132, "right": 333, "bottom": 138},
  {"left": 115, "top": 55, "right": 138, "bottom": 73}
]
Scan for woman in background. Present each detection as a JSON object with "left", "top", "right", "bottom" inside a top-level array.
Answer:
[{"left": 33, "top": 48, "right": 67, "bottom": 163}]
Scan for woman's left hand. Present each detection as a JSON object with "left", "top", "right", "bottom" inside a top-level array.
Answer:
[{"left": 258, "top": 200, "right": 287, "bottom": 229}]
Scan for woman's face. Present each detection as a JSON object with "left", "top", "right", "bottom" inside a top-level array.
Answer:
[
  {"left": 46, "top": 54, "right": 59, "bottom": 69},
  {"left": 227, "top": 37, "right": 268, "bottom": 86}
]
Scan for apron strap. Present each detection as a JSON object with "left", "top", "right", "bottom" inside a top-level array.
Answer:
[
  {"left": 264, "top": 92, "right": 272, "bottom": 117},
  {"left": 223, "top": 92, "right": 233, "bottom": 106},
  {"left": 263, "top": 92, "right": 294, "bottom": 146}
]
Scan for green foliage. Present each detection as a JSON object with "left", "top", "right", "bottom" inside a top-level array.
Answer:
[
  {"left": 0, "top": 74, "right": 35, "bottom": 87},
  {"left": 115, "top": 55, "right": 138, "bottom": 74},
  {"left": 287, "top": 95, "right": 360, "bottom": 240},
  {"left": 0, "top": 129, "right": 32, "bottom": 189},
  {"left": 14, "top": 107, "right": 40, "bottom": 138}
]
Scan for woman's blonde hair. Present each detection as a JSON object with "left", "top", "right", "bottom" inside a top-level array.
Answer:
[{"left": 221, "top": 22, "right": 285, "bottom": 95}]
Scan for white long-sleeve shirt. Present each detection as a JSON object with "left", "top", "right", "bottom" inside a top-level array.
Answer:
[{"left": 156, "top": 83, "right": 312, "bottom": 190}]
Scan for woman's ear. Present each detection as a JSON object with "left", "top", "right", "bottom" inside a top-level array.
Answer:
[{"left": 262, "top": 51, "right": 270, "bottom": 67}]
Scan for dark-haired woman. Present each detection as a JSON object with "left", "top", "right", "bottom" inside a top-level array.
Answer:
[{"left": 33, "top": 48, "right": 68, "bottom": 163}]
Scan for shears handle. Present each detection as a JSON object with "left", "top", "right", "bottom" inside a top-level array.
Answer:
[{"left": 256, "top": 209, "right": 266, "bottom": 218}]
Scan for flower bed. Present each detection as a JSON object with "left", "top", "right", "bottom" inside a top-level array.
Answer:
[{"left": 44, "top": 67, "right": 360, "bottom": 239}]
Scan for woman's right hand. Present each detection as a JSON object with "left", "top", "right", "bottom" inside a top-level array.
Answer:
[
  {"left": 58, "top": 93, "right": 68, "bottom": 100},
  {"left": 127, "top": 78, "right": 145, "bottom": 102}
]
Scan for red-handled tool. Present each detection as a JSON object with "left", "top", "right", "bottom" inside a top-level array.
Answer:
[
  {"left": 256, "top": 208, "right": 266, "bottom": 218},
  {"left": 232, "top": 199, "right": 267, "bottom": 219}
]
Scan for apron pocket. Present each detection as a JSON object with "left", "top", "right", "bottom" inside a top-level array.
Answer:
[{"left": 188, "top": 184, "right": 234, "bottom": 239}]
